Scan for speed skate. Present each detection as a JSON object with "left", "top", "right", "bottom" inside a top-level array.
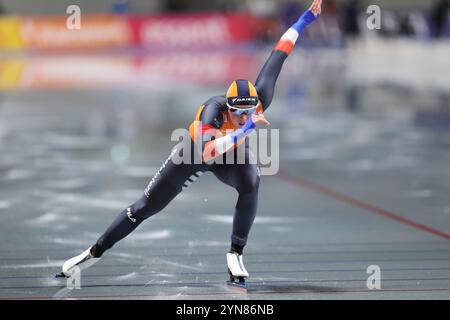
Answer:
[
  {"left": 54, "top": 246, "right": 101, "bottom": 278},
  {"left": 226, "top": 252, "right": 249, "bottom": 293}
]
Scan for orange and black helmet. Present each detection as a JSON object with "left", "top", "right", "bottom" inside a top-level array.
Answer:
[{"left": 226, "top": 79, "right": 259, "bottom": 109}]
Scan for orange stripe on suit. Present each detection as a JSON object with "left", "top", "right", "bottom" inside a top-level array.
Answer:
[{"left": 274, "top": 40, "right": 294, "bottom": 55}]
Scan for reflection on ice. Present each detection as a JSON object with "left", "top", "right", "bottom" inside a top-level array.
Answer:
[
  {"left": 203, "top": 214, "right": 308, "bottom": 224},
  {"left": 126, "top": 230, "right": 171, "bottom": 241},
  {"left": 0, "top": 201, "right": 11, "bottom": 209},
  {"left": 0, "top": 260, "right": 66, "bottom": 269}
]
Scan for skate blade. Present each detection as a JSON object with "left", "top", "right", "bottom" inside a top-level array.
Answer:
[
  {"left": 54, "top": 272, "right": 68, "bottom": 279},
  {"left": 226, "top": 281, "right": 248, "bottom": 294}
]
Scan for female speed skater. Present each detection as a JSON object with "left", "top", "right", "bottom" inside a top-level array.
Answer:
[{"left": 60, "top": 0, "right": 322, "bottom": 289}]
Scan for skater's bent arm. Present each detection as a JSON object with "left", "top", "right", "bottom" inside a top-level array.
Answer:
[
  {"left": 201, "top": 114, "right": 269, "bottom": 162},
  {"left": 202, "top": 118, "right": 255, "bottom": 162},
  {"left": 255, "top": 0, "right": 321, "bottom": 111}
]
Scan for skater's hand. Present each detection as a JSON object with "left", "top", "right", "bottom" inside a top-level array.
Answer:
[
  {"left": 309, "top": 0, "right": 322, "bottom": 17},
  {"left": 251, "top": 113, "right": 270, "bottom": 126}
]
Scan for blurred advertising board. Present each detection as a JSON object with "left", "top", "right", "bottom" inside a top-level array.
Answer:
[
  {"left": 0, "top": 15, "right": 130, "bottom": 50},
  {"left": 0, "top": 13, "right": 255, "bottom": 51},
  {"left": 0, "top": 13, "right": 258, "bottom": 90},
  {"left": 0, "top": 17, "right": 24, "bottom": 49}
]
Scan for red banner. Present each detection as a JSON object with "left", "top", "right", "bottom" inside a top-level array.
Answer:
[{"left": 128, "top": 13, "right": 256, "bottom": 48}]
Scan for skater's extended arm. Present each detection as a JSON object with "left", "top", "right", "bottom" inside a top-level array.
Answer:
[{"left": 255, "top": 0, "right": 322, "bottom": 111}]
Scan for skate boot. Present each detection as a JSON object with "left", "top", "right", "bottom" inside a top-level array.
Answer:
[
  {"left": 56, "top": 246, "right": 101, "bottom": 278},
  {"left": 226, "top": 252, "right": 249, "bottom": 292}
]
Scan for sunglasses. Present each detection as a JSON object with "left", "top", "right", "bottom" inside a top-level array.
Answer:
[{"left": 227, "top": 106, "right": 257, "bottom": 116}]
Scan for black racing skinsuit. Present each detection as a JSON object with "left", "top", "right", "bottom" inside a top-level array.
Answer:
[{"left": 95, "top": 50, "right": 289, "bottom": 256}]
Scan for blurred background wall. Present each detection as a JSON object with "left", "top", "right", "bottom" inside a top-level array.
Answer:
[
  {"left": 0, "top": 0, "right": 444, "bottom": 14},
  {"left": 0, "top": 0, "right": 449, "bottom": 128}
]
